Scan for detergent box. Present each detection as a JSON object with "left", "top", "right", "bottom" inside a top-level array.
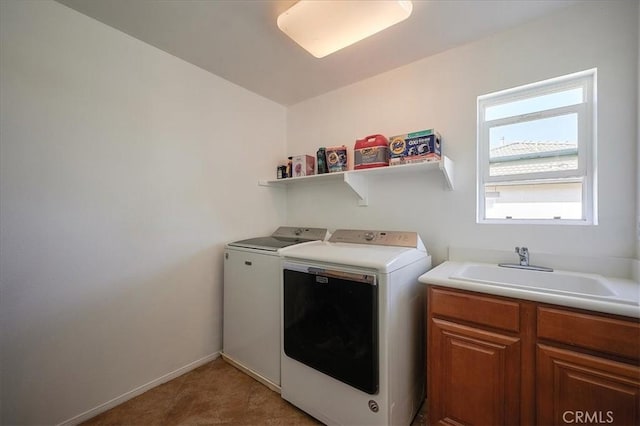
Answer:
[
  {"left": 326, "top": 145, "right": 349, "bottom": 172},
  {"left": 292, "top": 155, "right": 315, "bottom": 177},
  {"left": 388, "top": 129, "right": 441, "bottom": 166},
  {"left": 354, "top": 134, "right": 389, "bottom": 170}
]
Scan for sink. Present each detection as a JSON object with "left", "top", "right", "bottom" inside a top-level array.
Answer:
[
  {"left": 451, "top": 263, "right": 617, "bottom": 299},
  {"left": 419, "top": 260, "right": 640, "bottom": 317}
]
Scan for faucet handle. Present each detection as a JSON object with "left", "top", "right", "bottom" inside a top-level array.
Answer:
[{"left": 515, "top": 246, "right": 528, "bottom": 254}]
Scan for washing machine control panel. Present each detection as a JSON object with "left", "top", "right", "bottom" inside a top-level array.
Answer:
[
  {"left": 329, "top": 229, "right": 419, "bottom": 248},
  {"left": 272, "top": 226, "right": 329, "bottom": 240}
]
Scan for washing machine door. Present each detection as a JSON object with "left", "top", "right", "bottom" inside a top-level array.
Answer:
[{"left": 283, "top": 264, "right": 378, "bottom": 395}]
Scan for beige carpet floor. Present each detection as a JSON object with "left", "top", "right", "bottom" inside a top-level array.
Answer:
[{"left": 83, "top": 357, "right": 427, "bottom": 425}]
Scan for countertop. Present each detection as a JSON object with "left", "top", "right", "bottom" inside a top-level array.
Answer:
[{"left": 419, "top": 261, "right": 640, "bottom": 319}]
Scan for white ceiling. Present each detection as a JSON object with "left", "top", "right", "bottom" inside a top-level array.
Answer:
[{"left": 56, "top": 0, "right": 581, "bottom": 106}]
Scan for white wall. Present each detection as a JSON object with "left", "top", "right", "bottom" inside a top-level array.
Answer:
[
  {"left": 285, "top": 0, "right": 638, "bottom": 265},
  {"left": 1, "top": 0, "right": 637, "bottom": 424},
  {"left": 637, "top": 0, "right": 640, "bottom": 260},
  {"left": 0, "top": 1, "right": 285, "bottom": 424}
]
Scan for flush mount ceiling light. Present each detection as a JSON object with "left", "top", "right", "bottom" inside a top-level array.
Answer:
[{"left": 277, "top": 1, "right": 413, "bottom": 58}]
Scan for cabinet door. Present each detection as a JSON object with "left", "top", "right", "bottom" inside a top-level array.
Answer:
[
  {"left": 428, "top": 318, "right": 521, "bottom": 426},
  {"left": 537, "top": 344, "right": 640, "bottom": 426}
]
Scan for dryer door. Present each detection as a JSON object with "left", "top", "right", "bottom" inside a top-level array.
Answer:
[{"left": 283, "top": 265, "right": 378, "bottom": 395}]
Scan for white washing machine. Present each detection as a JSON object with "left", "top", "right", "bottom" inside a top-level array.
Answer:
[
  {"left": 280, "top": 229, "right": 432, "bottom": 425},
  {"left": 223, "top": 226, "right": 328, "bottom": 390}
]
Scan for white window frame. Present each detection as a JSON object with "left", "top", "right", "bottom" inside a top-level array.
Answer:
[{"left": 477, "top": 69, "right": 597, "bottom": 225}]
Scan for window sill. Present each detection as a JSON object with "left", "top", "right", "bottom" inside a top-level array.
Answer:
[{"left": 477, "top": 218, "right": 596, "bottom": 226}]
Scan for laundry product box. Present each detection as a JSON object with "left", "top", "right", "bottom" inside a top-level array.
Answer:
[
  {"left": 326, "top": 145, "right": 349, "bottom": 172},
  {"left": 388, "top": 129, "right": 441, "bottom": 166},
  {"left": 292, "top": 155, "right": 315, "bottom": 177},
  {"left": 354, "top": 134, "right": 389, "bottom": 169}
]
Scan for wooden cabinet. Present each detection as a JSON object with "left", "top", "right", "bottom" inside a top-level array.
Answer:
[
  {"left": 426, "top": 286, "right": 640, "bottom": 426},
  {"left": 429, "top": 317, "right": 522, "bottom": 425},
  {"left": 427, "top": 287, "right": 536, "bottom": 425},
  {"left": 536, "top": 306, "right": 640, "bottom": 426},
  {"left": 537, "top": 344, "right": 640, "bottom": 425}
]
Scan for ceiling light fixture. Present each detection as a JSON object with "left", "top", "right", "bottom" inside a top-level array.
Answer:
[{"left": 277, "top": 1, "right": 413, "bottom": 59}]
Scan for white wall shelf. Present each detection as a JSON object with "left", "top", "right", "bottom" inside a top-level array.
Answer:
[{"left": 259, "top": 156, "right": 454, "bottom": 206}]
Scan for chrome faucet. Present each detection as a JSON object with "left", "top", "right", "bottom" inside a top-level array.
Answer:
[
  {"left": 515, "top": 246, "right": 529, "bottom": 266},
  {"left": 499, "top": 246, "right": 553, "bottom": 272}
]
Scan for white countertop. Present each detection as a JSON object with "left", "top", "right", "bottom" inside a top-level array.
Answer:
[{"left": 419, "top": 261, "right": 640, "bottom": 319}]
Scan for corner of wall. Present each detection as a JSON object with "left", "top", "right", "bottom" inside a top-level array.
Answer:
[{"left": 637, "top": 0, "right": 640, "bottom": 260}]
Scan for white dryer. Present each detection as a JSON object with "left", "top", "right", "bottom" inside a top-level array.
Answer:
[
  {"left": 280, "top": 229, "right": 431, "bottom": 425},
  {"left": 223, "top": 226, "right": 328, "bottom": 390}
]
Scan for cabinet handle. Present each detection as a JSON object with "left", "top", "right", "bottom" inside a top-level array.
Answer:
[{"left": 245, "top": 261, "right": 252, "bottom": 266}]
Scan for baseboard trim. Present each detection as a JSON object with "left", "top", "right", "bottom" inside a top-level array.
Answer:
[
  {"left": 221, "top": 353, "right": 281, "bottom": 394},
  {"left": 58, "top": 351, "right": 221, "bottom": 426}
]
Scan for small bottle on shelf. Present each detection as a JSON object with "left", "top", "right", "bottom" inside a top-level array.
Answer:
[{"left": 316, "top": 148, "right": 328, "bottom": 174}]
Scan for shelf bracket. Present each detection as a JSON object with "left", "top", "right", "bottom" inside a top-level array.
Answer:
[
  {"left": 343, "top": 173, "right": 369, "bottom": 206},
  {"left": 439, "top": 156, "right": 454, "bottom": 190}
]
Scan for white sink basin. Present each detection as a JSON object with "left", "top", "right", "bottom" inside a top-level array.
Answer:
[
  {"left": 451, "top": 263, "right": 617, "bottom": 299},
  {"left": 419, "top": 261, "right": 640, "bottom": 318}
]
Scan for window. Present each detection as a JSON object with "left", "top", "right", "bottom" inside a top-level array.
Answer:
[{"left": 477, "top": 69, "right": 597, "bottom": 224}]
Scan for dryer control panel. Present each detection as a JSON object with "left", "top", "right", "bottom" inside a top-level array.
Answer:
[{"left": 329, "top": 229, "right": 422, "bottom": 249}]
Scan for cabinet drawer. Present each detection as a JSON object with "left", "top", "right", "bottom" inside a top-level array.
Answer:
[
  {"left": 538, "top": 306, "right": 640, "bottom": 361},
  {"left": 429, "top": 287, "right": 520, "bottom": 333}
]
